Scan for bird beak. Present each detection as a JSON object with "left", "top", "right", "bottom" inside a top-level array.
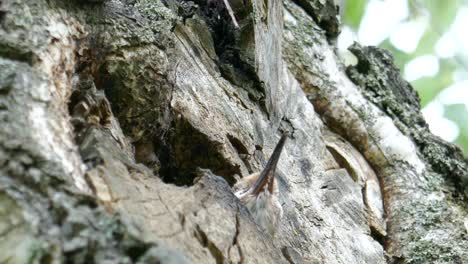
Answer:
[{"left": 252, "top": 133, "right": 288, "bottom": 195}]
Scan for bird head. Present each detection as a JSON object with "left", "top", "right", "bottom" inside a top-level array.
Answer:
[
  {"left": 233, "top": 133, "right": 288, "bottom": 235},
  {"left": 250, "top": 133, "right": 288, "bottom": 196}
]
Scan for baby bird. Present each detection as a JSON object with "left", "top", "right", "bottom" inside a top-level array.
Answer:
[{"left": 233, "top": 133, "right": 288, "bottom": 236}]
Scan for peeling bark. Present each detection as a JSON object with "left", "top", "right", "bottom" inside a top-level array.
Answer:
[{"left": 0, "top": 0, "right": 466, "bottom": 263}]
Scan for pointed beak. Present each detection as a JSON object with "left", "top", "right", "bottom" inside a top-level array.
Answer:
[{"left": 252, "top": 133, "right": 288, "bottom": 195}]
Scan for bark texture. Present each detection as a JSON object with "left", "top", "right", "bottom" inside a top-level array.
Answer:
[{"left": 0, "top": 0, "right": 466, "bottom": 263}]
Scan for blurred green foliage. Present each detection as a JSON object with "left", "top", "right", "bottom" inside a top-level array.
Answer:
[
  {"left": 343, "top": 0, "right": 367, "bottom": 29},
  {"left": 445, "top": 104, "right": 468, "bottom": 154},
  {"left": 342, "top": 0, "right": 468, "bottom": 155}
]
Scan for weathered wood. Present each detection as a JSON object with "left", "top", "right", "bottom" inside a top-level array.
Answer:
[
  {"left": 0, "top": 0, "right": 466, "bottom": 263},
  {"left": 283, "top": 1, "right": 467, "bottom": 263}
]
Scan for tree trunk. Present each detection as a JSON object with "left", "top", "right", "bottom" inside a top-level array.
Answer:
[{"left": 0, "top": 0, "right": 466, "bottom": 263}]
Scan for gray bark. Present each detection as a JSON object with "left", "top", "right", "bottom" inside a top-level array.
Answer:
[{"left": 0, "top": 0, "right": 466, "bottom": 263}]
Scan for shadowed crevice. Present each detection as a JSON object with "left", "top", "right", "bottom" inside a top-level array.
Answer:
[{"left": 156, "top": 116, "right": 240, "bottom": 186}]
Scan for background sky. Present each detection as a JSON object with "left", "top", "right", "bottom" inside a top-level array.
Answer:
[{"left": 338, "top": 0, "right": 468, "bottom": 155}]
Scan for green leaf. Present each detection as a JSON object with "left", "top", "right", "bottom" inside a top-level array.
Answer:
[
  {"left": 453, "top": 130, "right": 468, "bottom": 156},
  {"left": 416, "top": 0, "right": 463, "bottom": 32},
  {"left": 411, "top": 28, "right": 439, "bottom": 56},
  {"left": 444, "top": 103, "right": 468, "bottom": 155},
  {"left": 444, "top": 104, "right": 468, "bottom": 127},
  {"left": 343, "top": 0, "right": 368, "bottom": 30},
  {"left": 412, "top": 59, "right": 455, "bottom": 107}
]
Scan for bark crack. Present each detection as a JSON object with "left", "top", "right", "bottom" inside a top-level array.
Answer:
[
  {"left": 230, "top": 212, "right": 244, "bottom": 264},
  {"left": 194, "top": 224, "right": 225, "bottom": 264}
]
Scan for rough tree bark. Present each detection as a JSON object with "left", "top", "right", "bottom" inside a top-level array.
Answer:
[{"left": 0, "top": 0, "right": 466, "bottom": 263}]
